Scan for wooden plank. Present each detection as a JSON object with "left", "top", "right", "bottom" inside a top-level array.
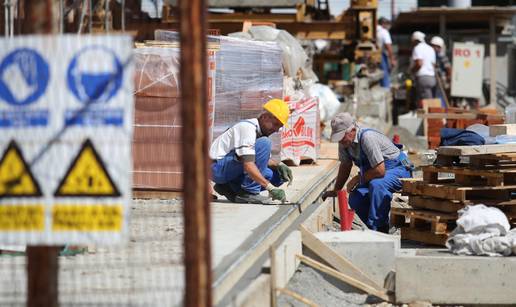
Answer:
[
  {"left": 296, "top": 254, "right": 392, "bottom": 302},
  {"left": 408, "top": 196, "right": 464, "bottom": 213},
  {"left": 418, "top": 113, "right": 504, "bottom": 120},
  {"left": 490, "top": 124, "right": 516, "bottom": 137},
  {"left": 270, "top": 246, "right": 277, "bottom": 307},
  {"left": 402, "top": 180, "right": 516, "bottom": 201},
  {"left": 437, "top": 144, "right": 516, "bottom": 157},
  {"left": 422, "top": 165, "right": 516, "bottom": 176},
  {"left": 299, "top": 225, "right": 383, "bottom": 292},
  {"left": 276, "top": 288, "right": 318, "bottom": 307},
  {"left": 400, "top": 227, "right": 448, "bottom": 246}
]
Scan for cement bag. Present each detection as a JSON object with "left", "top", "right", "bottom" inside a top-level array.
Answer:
[{"left": 281, "top": 97, "right": 320, "bottom": 165}]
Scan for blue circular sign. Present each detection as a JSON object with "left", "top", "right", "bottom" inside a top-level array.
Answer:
[
  {"left": 0, "top": 48, "right": 49, "bottom": 106},
  {"left": 67, "top": 46, "right": 123, "bottom": 104}
]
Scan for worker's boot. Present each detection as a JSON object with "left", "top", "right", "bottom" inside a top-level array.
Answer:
[
  {"left": 234, "top": 191, "right": 269, "bottom": 204},
  {"left": 213, "top": 184, "right": 237, "bottom": 202}
]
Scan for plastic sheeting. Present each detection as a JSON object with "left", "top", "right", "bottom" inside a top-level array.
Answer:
[{"left": 133, "top": 31, "right": 284, "bottom": 190}]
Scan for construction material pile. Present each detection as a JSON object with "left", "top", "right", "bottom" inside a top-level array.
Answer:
[
  {"left": 422, "top": 104, "right": 503, "bottom": 148},
  {"left": 132, "top": 31, "right": 321, "bottom": 191},
  {"left": 393, "top": 142, "right": 516, "bottom": 246}
]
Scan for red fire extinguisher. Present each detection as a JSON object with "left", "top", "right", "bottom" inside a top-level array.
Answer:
[{"left": 338, "top": 190, "right": 354, "bottom": 231}]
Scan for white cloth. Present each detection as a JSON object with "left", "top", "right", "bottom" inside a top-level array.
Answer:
[
  {"left": 376, "top": 25, "right": 392, "bottom": 52},
  {"left": 411, "top": 42, "right": 436, "bottom": 77},
  {"left": 209, "top": 118, "right": 261, "bottom": 160},
  {"left": 446, "top": 205, "right": 516, "bottom": 256}
]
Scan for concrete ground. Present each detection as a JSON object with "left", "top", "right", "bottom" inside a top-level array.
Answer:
[{"left": 0, "top": 142, "right": 340, "bottom": 306}]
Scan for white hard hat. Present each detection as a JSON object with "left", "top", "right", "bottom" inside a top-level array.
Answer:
[
  {"left": 411, "top": 31, "right": 425, "bottom": 42},
  {"left": 431, "top": 36, "right": 445, "bottom": 48}
]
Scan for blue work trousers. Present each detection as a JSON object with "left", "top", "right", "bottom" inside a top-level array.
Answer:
[
  {"left": 348, "top": 157, "right": 411, "bottom": 230},
  {"left": 211, "top": 137, "right": 282, "bottom": 194},
  {"left": 379, "top": 51, "right": 391, "bottom": 88}
]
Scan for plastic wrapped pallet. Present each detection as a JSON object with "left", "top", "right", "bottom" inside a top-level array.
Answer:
[
  {"left": 155, "top": 30, "right": 284, "bottom": 140},
  {"left": 132, "top": 46, "right": 216, "bottom": 190}
]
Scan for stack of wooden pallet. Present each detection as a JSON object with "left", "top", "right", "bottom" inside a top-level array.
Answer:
[{"left": 392, "top": 143, "right": 516, "bottom": 246}]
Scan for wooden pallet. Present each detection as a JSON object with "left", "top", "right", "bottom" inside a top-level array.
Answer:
[
  {"left": 435, "top": 153, "right": 516, "bottom": 168},
  {"left": 391, "top": 207, "right": 454, "bottom": 246},
  {"left": 408, "top": 195, "right": 516, "bottom": 217},
  {"left": 402, "top": 179, "right": 516, "bottom": 202},
  {"left": 391, "top": 207, "right": 456, "bottom": 234},
  {"left": 422, "top": 165, "right": 516, "bottom": 186}
]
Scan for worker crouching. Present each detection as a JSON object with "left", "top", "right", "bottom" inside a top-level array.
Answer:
[
  {"left": 322, "top": 113, "right": 413, "bottom": 232},
  {"left": 210, "top": 99, "right": 293, "bottom": 204}
]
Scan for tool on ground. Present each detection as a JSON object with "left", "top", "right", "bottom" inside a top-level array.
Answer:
[{"left": 338, "top": 190, "right": 355, "bottom": 231}]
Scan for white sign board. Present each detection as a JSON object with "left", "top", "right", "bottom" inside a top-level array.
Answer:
[
  {"left": 451, "top": 42, "right": 484, "bottom": 98},
  {"left": 0, "top": 35, "right": 134, "bottom": 245}
]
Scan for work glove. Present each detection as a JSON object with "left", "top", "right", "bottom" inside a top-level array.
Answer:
[
  {"left": 321, "top": 190, "right": 338, "bottom": 201},
  {"left": 277, "top": 162, "right": 293, "bottom": 186},
  {"left": 266, "top": 183, "right": 286, "bottom": 203},
  {"left": 269, "top": 188, "right": 286, "bottom": 203}
]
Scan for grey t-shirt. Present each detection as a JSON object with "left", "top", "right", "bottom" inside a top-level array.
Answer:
[{"left": 338, "top": 128, "right": 400, "bottom": 167}]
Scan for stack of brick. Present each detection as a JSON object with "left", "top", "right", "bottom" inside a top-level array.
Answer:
[{"left": 132, "top": 32, "right": 284, "bottom": 191}]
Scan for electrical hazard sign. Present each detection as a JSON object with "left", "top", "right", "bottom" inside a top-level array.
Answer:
[
  {"left": 0, "top": 35, "right": 134, "bottom": 245},
  {"left": 54, "top": 139, "right": 120, "bottom": 197},
  {"left": 0, "top": 141, "right": 42, "bottom": 197}
]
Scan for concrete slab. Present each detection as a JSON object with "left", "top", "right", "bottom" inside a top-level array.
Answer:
[
  {"left": 311, "top": 230, "right": 400, "bottom": 287},
  {"left": 396, "top": 249, "right": 516, "bottom": 304}
]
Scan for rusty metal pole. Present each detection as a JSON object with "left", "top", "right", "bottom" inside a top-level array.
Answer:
[
  {"left": 22, "top": 1, "right": 60, "bottom": 307},
  {"left": 178, "top": 0, "right": 212, "bottom": 306}
]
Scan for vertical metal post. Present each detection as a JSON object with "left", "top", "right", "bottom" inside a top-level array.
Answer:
[
  {"left": 121, "top": 0, "right": 125, "bottom": 32},
  {"left": 59, "top": 0, "right": 63, "bottom": 34},
  {"left": 88, "top": 0, "right": 92, "bottom": 33},
  {"left": 23, "top": 2, "right": 60, "bottom": 307},
  {"left": 104, "top": 0, "right": 109, "bottom": 32},
  {"left": 390, "top": 0, "right": 395, "bottom": 22},
  {"left": 178, "top": 0, "right": 212, "bottom": 306},
  {"left": 489, "top": 16, "right": 497, "bottom": 107}
]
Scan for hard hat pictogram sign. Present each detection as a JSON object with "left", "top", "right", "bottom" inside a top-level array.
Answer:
[
  {"left": 0, "top": 140, "right": 42, "bottom": 197},
  {"left": 54, "top": 139, "right": 120, "bottom": 197}
]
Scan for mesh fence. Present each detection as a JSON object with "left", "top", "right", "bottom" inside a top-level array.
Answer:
[{"left": 0, "top": 199, "right": 185, "bottom": 306}]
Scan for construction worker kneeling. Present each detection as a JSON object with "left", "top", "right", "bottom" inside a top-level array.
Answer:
[
  {"left": 322, "top": 113, "right": 413, "bottom": 233},
  {"left": 210, "top": 99, "right": 293, "bottom": 204}
]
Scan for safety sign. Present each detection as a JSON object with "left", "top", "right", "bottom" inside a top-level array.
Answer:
[
  {"left": 451, "top": 42, "right": 484, "bottom": 98},
  {"left": 0, "top": 140, "right": 42, "bottom": 197},
  {"left": 0, "top": 35, "right": 134, "bottom": 245},
  {"left": 0, "top": 48, "right": 50, "bottom": 127},
  {"left": 54, "top": 139, "right": 121, "bottom": 197}
]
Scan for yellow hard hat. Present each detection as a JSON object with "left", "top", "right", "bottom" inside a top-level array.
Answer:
[{"left": 263, "top": 99, "right": 290, "bottom": 126}]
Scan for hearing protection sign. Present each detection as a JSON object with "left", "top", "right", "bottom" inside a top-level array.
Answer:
[{"left": 0, "top": 35, "right": 134, "bottom": 245}]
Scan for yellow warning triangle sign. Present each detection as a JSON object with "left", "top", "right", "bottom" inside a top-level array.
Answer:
[
  {"left": 54, "top": 139, "right": 120, "bottom": 197},
  {"left": 0, "top": 141, "right": 42, "bottom": 197}
]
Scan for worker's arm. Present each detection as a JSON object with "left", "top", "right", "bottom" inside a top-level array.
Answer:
[
  {"left": 322, "top": 160, "right": 352, "bottom": 200},
  {"left": 412, "top": 59, "right": 423, "bottom": 74},
  {"left": 362, "top": 161, "right": 386, "bottom": 183},
  {"left": 385, "top": 43, "right": 396, "bottom": 68},
  {"left": 243, "top": 161, "right": 270, "bottom": 188}
]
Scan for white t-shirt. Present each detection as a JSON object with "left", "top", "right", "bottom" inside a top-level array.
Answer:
[
  {"left": 209, "top": 118, "right": 262, "bottom": 161},
  {"left": 376, "top": 25, "right": 392, "bottom": 52},
  {"left": 411, "top": 42, "right": 436, "bottom": 77}
]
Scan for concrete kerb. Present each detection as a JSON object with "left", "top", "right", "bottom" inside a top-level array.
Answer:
[{"left": 396, "top": 249, "right": 516, "bottom": 305}]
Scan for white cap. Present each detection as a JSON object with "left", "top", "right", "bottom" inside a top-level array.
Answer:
[
  {"left": 430, "top": 36, "right": 445, "bottom": 48},
  {"left": 411, "top": 31, "right": 426, "bottom": 42}
]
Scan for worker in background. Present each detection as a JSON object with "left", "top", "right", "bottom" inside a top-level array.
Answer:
[
  {"left": 322, "top": 113, "right": 412, "bottom": 233},
  {"left": 210, "top": 99, "right": 293, "bottom": 204},
  {"left": 411, "top": 31, "right": 436, "bottom": 106},
  {"left": 376, "top": 17, "right": 396, "bottom": 88},
  {"left": 430, "top": 36, "right": 452, "bottom": 101}
]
